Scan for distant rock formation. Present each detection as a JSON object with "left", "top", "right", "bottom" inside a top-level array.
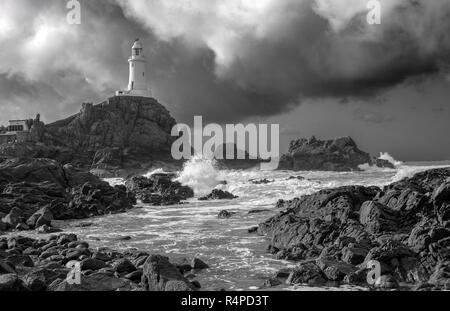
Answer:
[{"left": 278, "top": 136, "right": 394, "bottom": 171}]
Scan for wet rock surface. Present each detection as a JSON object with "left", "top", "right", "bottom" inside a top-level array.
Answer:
[
  {"left": 199, "top": 189, "right": 238, "bottom": 201},
  {"left": 0, "top": 158, "right": 136, "bottom": 233},
  {"left": 125, "top": 173, "right": 194, "bottom": 206},
  {"left": 258, "top": 168, "right": 450, "bottom": 290},
  {"left": 0, "top": 233, "right": 201, "bottom": 291}
]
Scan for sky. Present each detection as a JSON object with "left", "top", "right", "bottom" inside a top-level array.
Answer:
[{"left": 0, "top": 0, "right": 449, "bottom": 161}]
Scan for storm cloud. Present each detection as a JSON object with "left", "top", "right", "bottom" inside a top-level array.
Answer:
[{"left": 0, "top": 0, "right": 449, "bottom": 125}]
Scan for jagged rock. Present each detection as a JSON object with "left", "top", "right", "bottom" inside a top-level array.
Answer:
[
  {"left": 0, "top": 158, "right": 136, "bottom": 222},
  {"left": 26, "top": 207, "right": 54, "bottom": 229},
  {"left": 44, "top": 97, "right": 177, "bottom": 170},
  {"left": 286, "top": 262, "right": 327, "bottom": 286},
  {"left": 191, "top": 258, "right": 209, "bottom": 270},
  {"left": 342, "top": 247, "right": 368, "bottom": 265},
  {"left": 359, "top": 201, "right": 400, "bottom": 234},
  {"left": 199, "top": 189, "right": 238, "bottom": 201},
  {"left": 316, "top": 258, "right": 357, "bottom": 281},
  {"left": 0, "top": 158, "right": 68, "bottom": 187},
  {"left": 125, "top": 174, "right": 193, "bottom": 206},
  {"left": 258, "top": 167, "right": 450, "bottom": 288},
  {"left": 141, "top": 255, "right": 196, "bottom": 291},
  {"left": 278, "top": 136, "right": 395, "bottom": 171}
]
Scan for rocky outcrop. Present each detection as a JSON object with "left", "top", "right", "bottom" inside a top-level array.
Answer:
[
  {"left": 278, "top": 136, "right": 395, "bottom": 171},
  {"left": 258, "top": 167, "right": 450, "bottom": 290},
  {"left": 125, "top": 174, "right": 194, "bottom": 206},
  {"left": 0, "top": 97, "right": 180, "bottom": 177},
  {"left": 199, "top": 189, "right": 238, "bottom": 201},
  {"left": 0, "top": 158, "right": 136, "bottom": 230},
  {"left": 0, "top": 234, "right": 200, "bottom": 291},
  {"left": 44, "top": 97, "right": 177, "bottom": 170}
]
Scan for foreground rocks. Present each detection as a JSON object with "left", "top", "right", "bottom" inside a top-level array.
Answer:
[
  {"left": 278, "top": 136, "right": 395, "bottom": 171},
  {"left": 0, "top": 158, "right": 136, "bottom": 233},
  {"left": 258, "top": 168, "right": 450, "bottom": 290},
  {"left": 125, "top": 173, "right": 194, "bottom": 206},
  {"left": 0, "top": 234, "right": 201, "bottom": 291}
]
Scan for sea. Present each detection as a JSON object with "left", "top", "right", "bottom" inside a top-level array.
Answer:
[{"left": 48, "top": 154, "right": 450, "bottom": 290}]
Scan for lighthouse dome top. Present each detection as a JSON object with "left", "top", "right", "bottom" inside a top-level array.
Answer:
[{"left": 132, "top": 39, "right": 143, "bottom": 49}]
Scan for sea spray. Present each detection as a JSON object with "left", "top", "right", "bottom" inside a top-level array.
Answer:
[
  {"left": 358, "top": 152, "right": 403, "bottom": 171},
  {"left": 379, "top": 152, "right": 404, "bottom": 167},
  {"left": 176, "top": 155, "right": 221, "bottom": 196}
]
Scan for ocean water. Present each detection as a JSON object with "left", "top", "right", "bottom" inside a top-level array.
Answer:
[{"left": 53, "top": 156, "right": 450, "bottom": 291}]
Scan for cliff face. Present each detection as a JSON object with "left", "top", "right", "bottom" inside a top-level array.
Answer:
[
  {"left": 43, "top": 96, "right": 177, "bottom": 172},
  {"left": 278, "top": 136, "right": 394, "bottom": 171}
]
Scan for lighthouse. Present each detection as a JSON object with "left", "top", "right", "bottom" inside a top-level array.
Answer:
[{"left": 115, "top": 39, "right": 152, "bottom": 97}]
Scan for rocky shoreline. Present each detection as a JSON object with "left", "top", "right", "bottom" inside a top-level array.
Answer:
[
  {"left": 0, "top": 233, "right": 206, "bottom": 291},
  {"left": 256, "top": 168, "right": 450, "bottom": 290},
  {"left": 1, "top": 163, "right": 449, "bottom": 290}
]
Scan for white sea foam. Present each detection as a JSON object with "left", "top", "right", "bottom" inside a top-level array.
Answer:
[
  {"left": 143, "top": 167, "right": 171, "bottom": 178},
  {"left": 175, "top": 155, "right": 221, "bottom": 196}
]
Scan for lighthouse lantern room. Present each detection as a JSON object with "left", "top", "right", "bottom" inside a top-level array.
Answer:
[{"left": 116, "top": 39, "right": 152, "bottom": 97}]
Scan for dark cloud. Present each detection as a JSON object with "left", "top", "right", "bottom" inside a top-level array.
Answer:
[{"left": 0, "top": 0, "right": 449, "bottom": 126}]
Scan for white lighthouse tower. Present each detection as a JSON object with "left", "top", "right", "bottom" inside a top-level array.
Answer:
[{"left": 116, "top": 39, "right": 152, "bottom": 97}]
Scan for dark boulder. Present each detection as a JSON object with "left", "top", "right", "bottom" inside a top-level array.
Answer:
[
  {"left": 125, "top": 174, "right": 193, "bottom": 206},
  {"left": 191, "top": 258, "right": 209, "bottom": 270},
  {"left": 80, "top": 258, "right": 107, "bottom": 271},
  {"left": 113, "top": 259, "right": 137, "bottom": 274},
  {"left": 26, "top": 207, "right": 54, "bottom": 229},
  {"left": 199, "top": 189, "right": 238, "bottom": 201},
  {"left": 141, "top": 255, "right": 197, "bottom": 291},
  {"left": 218, "top": 210, "right": 236, "bottom": 219}
]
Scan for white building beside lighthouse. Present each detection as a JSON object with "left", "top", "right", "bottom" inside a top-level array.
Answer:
[{"left": 116, "top": 39, "right": 152, "bottom": 97}]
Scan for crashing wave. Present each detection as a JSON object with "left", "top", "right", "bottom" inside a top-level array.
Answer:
[{"left": 175, "top": 155, "right": 221, "bottom": 196}]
